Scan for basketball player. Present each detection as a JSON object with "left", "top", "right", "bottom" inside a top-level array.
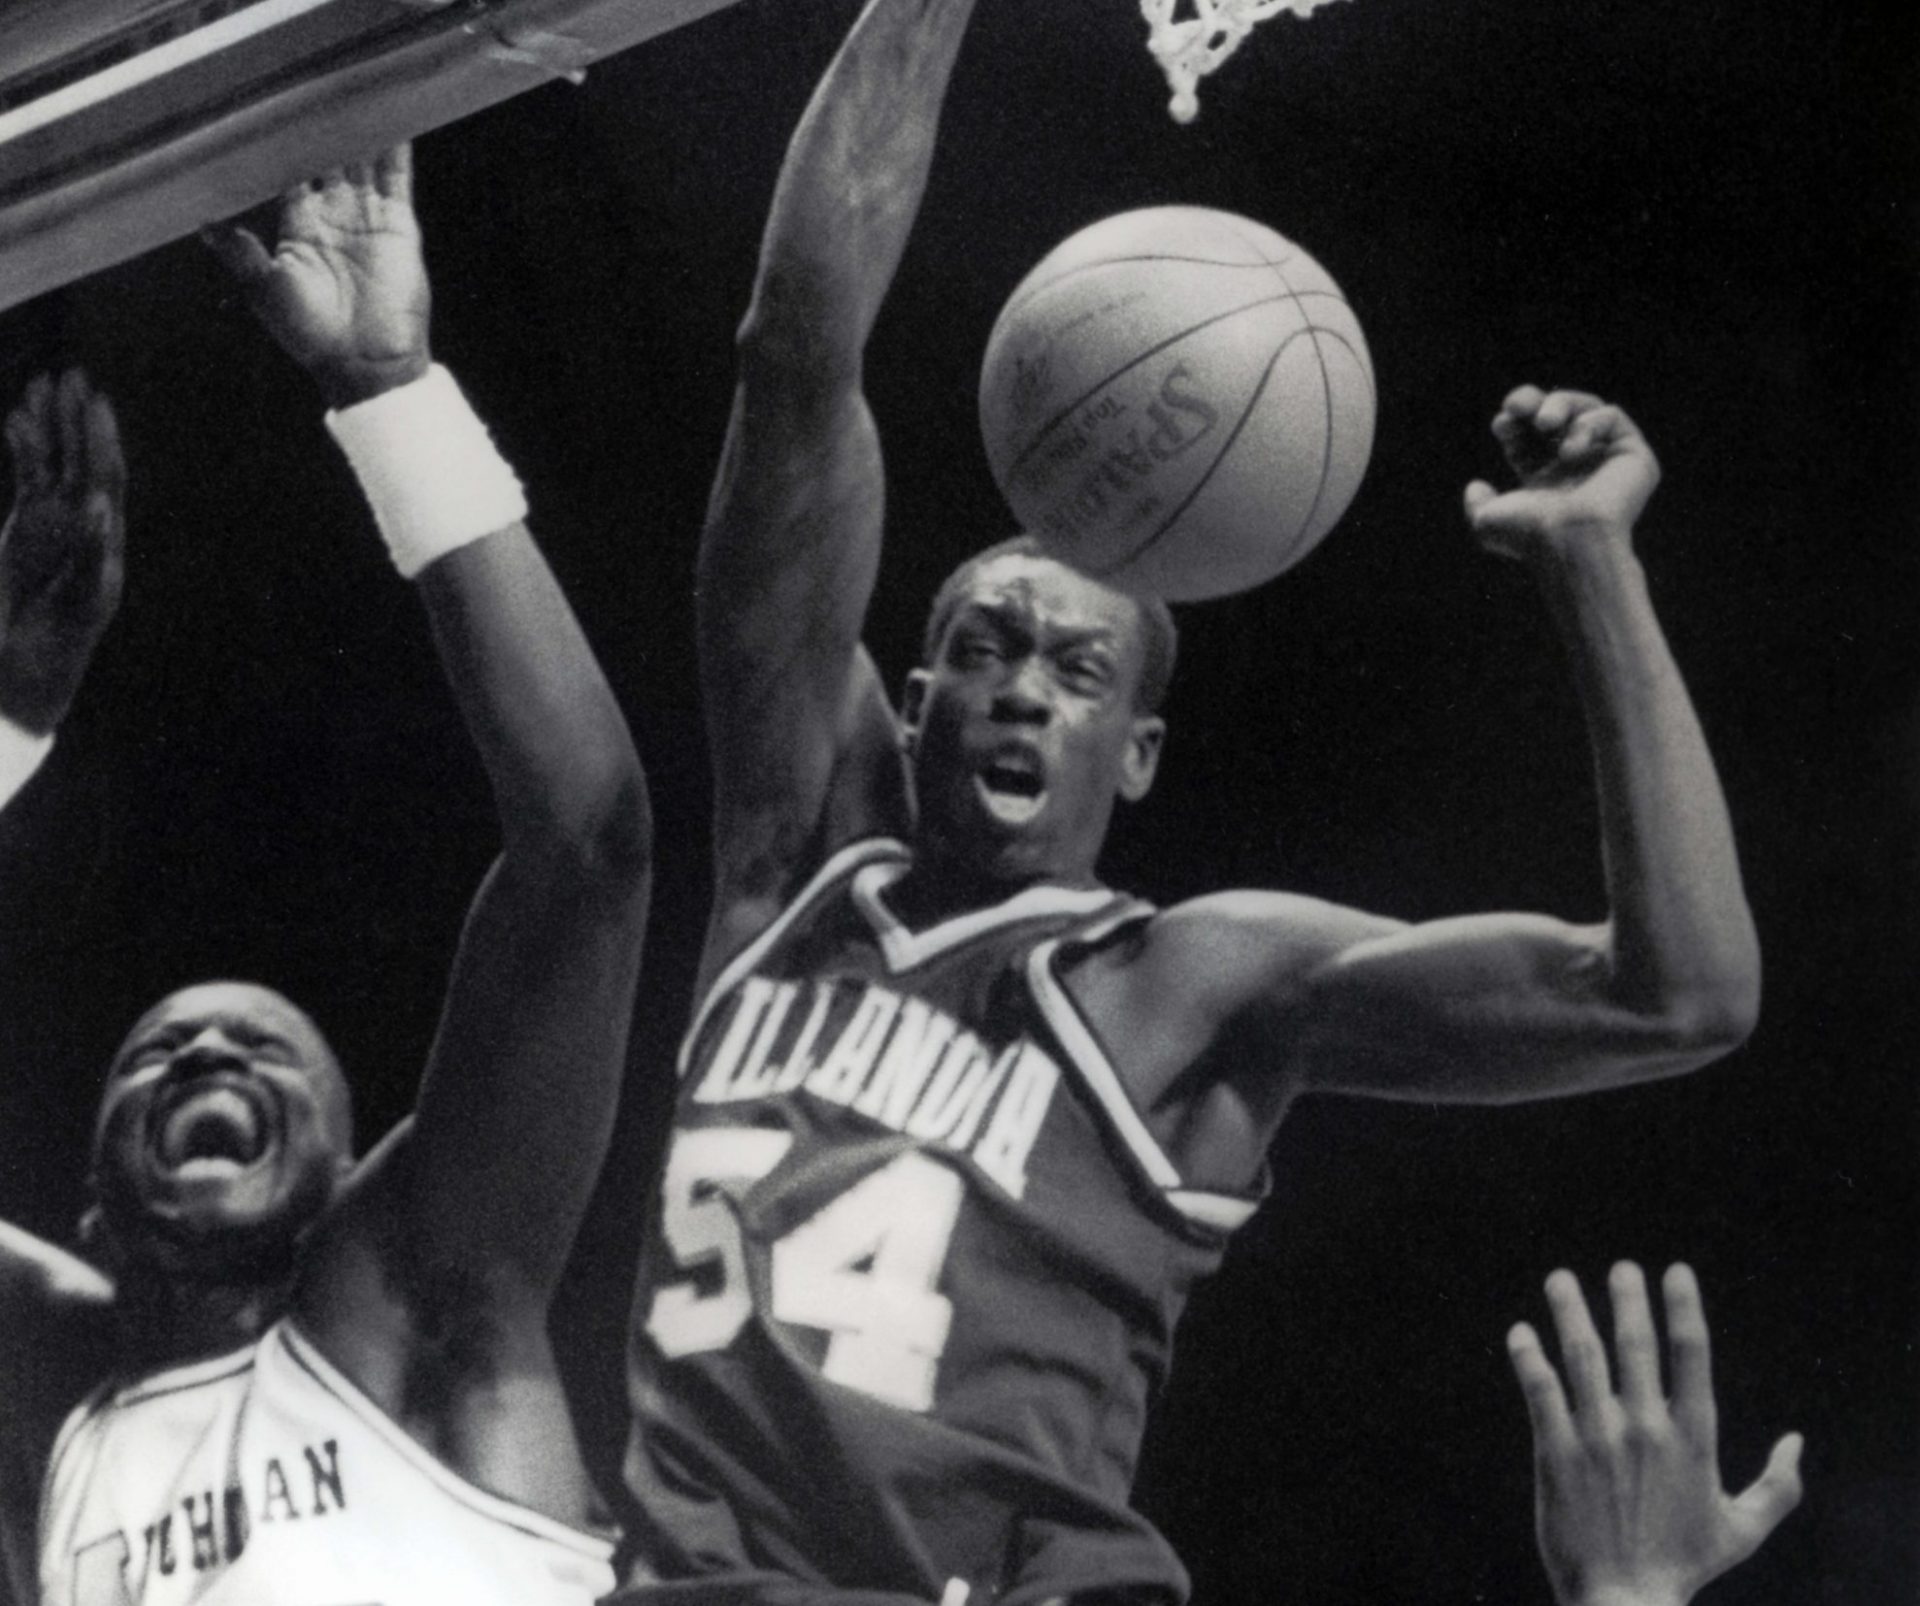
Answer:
[
  {"left": 0, "top": 149, "right": 650, "bottom": 1605},
  {"left": 614, "top": 2, "right": 1763, "bottom": 1603},
  {"left": 1508, "top": 1262, "right": 1804, "bottom": 1606}
]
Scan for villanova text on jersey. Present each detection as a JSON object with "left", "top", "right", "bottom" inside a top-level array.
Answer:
[
  {"left": 689, "top": 972, "right": 1063, "bottom": 1201},
  {"left": 623, "top": 839, "right": 1267, "bottom": 1606}
]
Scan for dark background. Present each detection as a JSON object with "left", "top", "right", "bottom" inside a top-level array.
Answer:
[{"left": 1, "top": 0, "right": 1914, "bottom": 1601}]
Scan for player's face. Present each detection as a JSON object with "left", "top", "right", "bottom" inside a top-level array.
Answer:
[
  {"left": 906, "top": 556, "right": 1164, "bottom": 885},
  {"left": 89, "top": 983, "right": 353, "bottom": 1276}
]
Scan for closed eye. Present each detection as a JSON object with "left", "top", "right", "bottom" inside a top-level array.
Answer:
[
  {"left": 951, "top": 636, "right": 1005, "bottom": 667},
  {"left": 115, "top": 1036, "right": 178, "bottom": 1076},
  {"left": 226, "top": 1025, "right": 297, "bottom": 1060},
  {"left": 1059, "top": 653, "right": 1114, "bottom": 691}
]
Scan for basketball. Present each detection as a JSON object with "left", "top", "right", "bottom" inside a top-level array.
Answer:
[{"left": 977, "top": 206, "right": 1375, "bottom": 601}]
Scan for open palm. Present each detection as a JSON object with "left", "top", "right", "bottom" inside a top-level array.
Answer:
[
  {"left": 205, "top": 147, "right": 430, "bottom": 404},
  {"left": 0, "top": 373, "right": 126, "bottom": 733}
]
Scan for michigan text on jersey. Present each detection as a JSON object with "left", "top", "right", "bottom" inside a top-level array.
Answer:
[{"left": 69, "top": 1437, "right": 345, "bottom": 1593}]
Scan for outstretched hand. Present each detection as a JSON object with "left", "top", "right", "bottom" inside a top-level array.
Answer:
[
  {"left": 202, "top": 145, "right": 431, "bottom": 407},
  {"left": 0, "top": 372, "right": 126, "bottom": 735},
  {"left": 1465, "top": 386, "right": 1661, "bottom": 562},
  {"left": 1508, "top": 1262, "right": 1804, "bottom": 1606}
]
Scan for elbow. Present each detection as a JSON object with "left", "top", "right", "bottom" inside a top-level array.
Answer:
[
  {"left": 735, "top": 288, "right": 861, "bottom": 398},
  {"left": 517, "top": 765, "right": 654, "bottom": 901},
  {"left": 1606, "top": 917, "right": 1762, "bottom": 1064},
  {"left": 1645, "top": 967, "right": 1762, "bottom": 1063},
  {"left": 1673, "top": 919, "right": 1764, "bottom": 1055}
]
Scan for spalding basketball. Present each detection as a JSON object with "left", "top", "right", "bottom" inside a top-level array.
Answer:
[{"left": 978, "top": 207, "right": 1375, "bottom": 601}]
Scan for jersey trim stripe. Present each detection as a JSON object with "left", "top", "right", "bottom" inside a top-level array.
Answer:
[
  {"left": 1166, "top": 1188, "right": 1259, "bottom": 1231},
  {"left": 1026, "top": 933, "right": 1260, "bottom": 1234},
  {"left": 102, "top": 1345, "right": 256, "bottom": 1408},
  {"left": 1025, "top": 933, "right": 1183, "bottom": 1190},
  {"left": 681, "top": 836, "right": 910, "bottom": 1077},
  {"left": 39, "top": 1344, "right": 259, "bottom": 1537},
  {"left": 275, "top": 1320, "right": 616, "bottom": 1559},
  {"left": 850, "top": 860, "right": 1125, "bottom": 974}
]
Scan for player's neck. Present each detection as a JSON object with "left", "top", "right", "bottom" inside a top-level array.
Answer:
[
  {"left": 112, "top": 1263, "right": 292, "bottom": 1374},
  {"left": 893, "top": 838, "right": 1103, "bottom": 927}
]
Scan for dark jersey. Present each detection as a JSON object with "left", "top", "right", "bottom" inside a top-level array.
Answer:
[{"left": 621, "top": 839, "right": 1264, "bottom": 1606}]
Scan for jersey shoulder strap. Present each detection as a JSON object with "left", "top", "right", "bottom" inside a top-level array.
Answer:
[
  {"left": 1026, "top": 910, "right": 1264, "bottom": 1239},
  {"left": 681, "top": 836, "right": 909, "bottom": 1076}
]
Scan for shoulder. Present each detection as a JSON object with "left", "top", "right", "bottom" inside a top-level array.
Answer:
[
  {"left": 701, "top": 827, "right": 909, "bottom": 1000},
  {"left": 286, "top": 1150, "right": 599, "bottom": 1527},
  {"left": 711, "top": 648, "right": 908, "bottom": 912},
  {"left": 1050, "top": 889, "right": 1404, "bottom": 1118},
  {"left": 1122, "top": 890, "right": 1405, "bottom": 1003},
  {"left": 295, "top": 1119, "right": 565, "bottom": 1370}
]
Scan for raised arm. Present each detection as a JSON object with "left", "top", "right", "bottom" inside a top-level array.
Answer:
[
  {"left": 0, "top": 371, "right": 123, "bottom": 787},
  {"left": 1098, "top": 390, "right": 1760, "bottom": 1132},
  {"left": 206, "top": 151, "right": 651, "bottom": 1334},
  {"left": 0, "top": 372, "right": 123, "bottom": 1594},
  {"left": 1308, "top": 389, "right": 1757, "bottom": 1098},
  {"left": 697, "top": 0, "right": 980, "bottom": 963}
]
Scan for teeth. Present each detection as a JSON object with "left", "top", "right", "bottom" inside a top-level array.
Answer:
[
  {"left": 974, "top": 773, "right": 1046, "bottom": 826},
  {"left": 982, "top": 755, "right": 1043, "bottom": 797},
  {"left": 174, "top": 1156, "right": 247, "bottom": 1182}
]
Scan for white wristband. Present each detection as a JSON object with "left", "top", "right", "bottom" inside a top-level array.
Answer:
[
  {"left": 0, "top": 716, "right": 54, "bottom": 814},
  {"left": 325, "top": 364, "right": 528, "bottom": 579}
]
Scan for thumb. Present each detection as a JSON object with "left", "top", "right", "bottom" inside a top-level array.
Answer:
[
  {"left": 1462, "top": 480, "right": 1547, "bottom": 553},
  {"left": 1463, "top": 479, "right": 1543, "bottom": 531},
  {"left": 199, "top": 222, "right": 275, "bottom": 290},
  {"left": 1727, "top": 1431, "right": 1805, "bottom": 1552}
]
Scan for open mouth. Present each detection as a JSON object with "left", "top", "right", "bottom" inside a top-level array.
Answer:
[
  {"left": 153, "top": 1084, "right": 269, "bottom": 1178},
  {"left": 975, "top": 755, "right": 1048, "bottom": 826}
]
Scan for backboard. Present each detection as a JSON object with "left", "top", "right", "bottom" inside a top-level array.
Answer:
[{"left": 0, "top": 0, "right": 749, "bottom": 313}]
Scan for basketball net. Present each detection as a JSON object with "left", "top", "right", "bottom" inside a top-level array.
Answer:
[{"left": 1140, "top": 0, "right": 1349, "bottom": 122}]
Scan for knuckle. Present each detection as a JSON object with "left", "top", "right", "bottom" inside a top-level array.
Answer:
[
  {"left": 1616, "top": 1325, "right": 1656, "bottom": 1357},
  {"left": 1621, "top": 1411, "right": 1670, "bottom": 1452},
  {"left": 1564, "top": 1330, "right": 1604, "bottom": 1368}
]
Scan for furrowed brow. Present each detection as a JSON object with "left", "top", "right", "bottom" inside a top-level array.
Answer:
[{"left": 955, "top": 601, "right": 1031, "bottom": 642}]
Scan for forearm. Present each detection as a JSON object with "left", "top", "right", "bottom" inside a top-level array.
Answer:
[
  {"left": 1565, "top": 1591, "right": 1688, "bottom": 1606},
  {"left": 417, "top": 532, "right": 649, "bottom": 883},
  {"left": 0, "top": 659, "right": 68, "bottom": 737},
  {"left": 741, "top": 0, "right": 979, "bottom": 377},
  {"left": 0, "top": 716, "right": 52, "bottom": 813},
  {"left": 324, "top": 368, "right": 647, "bottom": 881},
  {"left": 693, "top": 0, "right": 974, "bottom": 863},
  {"left": 1533, "top": 537, "right": 1758, "bottom": 1037}
]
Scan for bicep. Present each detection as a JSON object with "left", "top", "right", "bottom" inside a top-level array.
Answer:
[
  {"left": 334, "top": 852, "right": 648, "bottom": 1317},
  {"left": 1291, "top": 911, "right": 1710, "bottom": 1102},
  {"left": 699, "top": 363, "right": 901, "bottom": 892},
  {"left": 696, "top": 647, "right": 905, "bottom": 1002}
]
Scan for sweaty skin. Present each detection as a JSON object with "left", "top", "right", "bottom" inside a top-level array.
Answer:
[
  {"left": 697, "top": 0, "right": 1756, "bottom": 1181},
  {"left": 0, "top": 151, "right": 652, "bottom": 1604},
  {"left": 662, "top": 0, "right": 1761, "bottom": 1594}
]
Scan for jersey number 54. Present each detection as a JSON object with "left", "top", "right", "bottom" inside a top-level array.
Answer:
[{"left": 643, "top": 1127, "right": 964, "bottom": 1412}]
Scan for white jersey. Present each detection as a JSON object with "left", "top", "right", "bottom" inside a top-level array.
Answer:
[{"left": 38, "top": 1318, "right": 615, "bottom": 1606}]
